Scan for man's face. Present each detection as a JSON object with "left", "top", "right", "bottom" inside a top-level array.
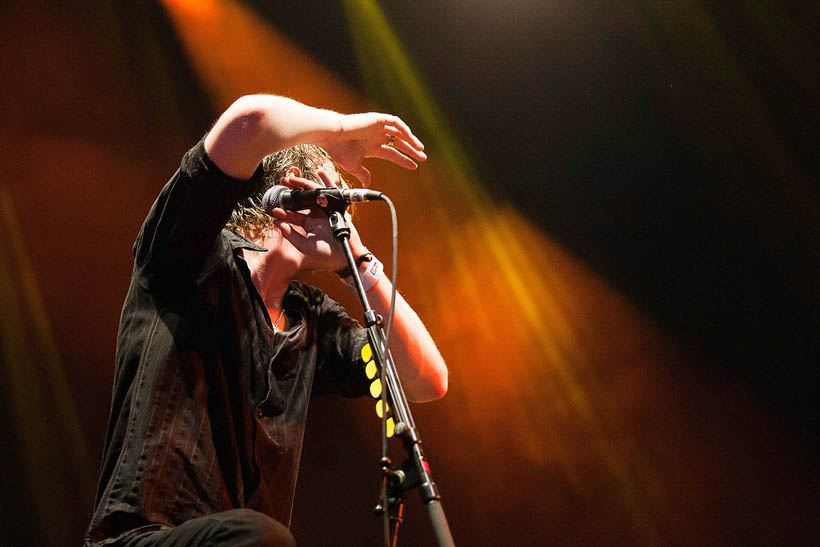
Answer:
[{"left": 260, "top": 158, "right": 357, "bottom": 270}]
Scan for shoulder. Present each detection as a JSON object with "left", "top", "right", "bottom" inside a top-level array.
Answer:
[{"left": 286, "top": 280, "right": 327, "bottom": 309}]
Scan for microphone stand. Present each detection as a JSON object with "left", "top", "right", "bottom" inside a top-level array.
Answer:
[{"left": 321, "top": 196, "right": 455, "bottom": 547}]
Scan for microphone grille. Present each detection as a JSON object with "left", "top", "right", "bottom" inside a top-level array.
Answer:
[{"left": 261, "top": 185, "right": 287, "bottom": 213}]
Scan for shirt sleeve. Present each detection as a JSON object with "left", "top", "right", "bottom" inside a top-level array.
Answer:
[
  {"left": 133, "top": 136, "right": 264, "bottom": 282},
  {"left": 311, "top": 289, "right": 371, "bottom": 398}
]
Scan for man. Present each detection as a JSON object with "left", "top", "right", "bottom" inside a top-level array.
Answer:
[{"left": 85, "top": 95, "right": 448, "bottom": 546}]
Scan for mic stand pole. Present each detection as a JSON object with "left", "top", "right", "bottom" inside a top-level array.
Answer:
[{"left": 324, "top": 204, "right": 455, "bottom": 547}]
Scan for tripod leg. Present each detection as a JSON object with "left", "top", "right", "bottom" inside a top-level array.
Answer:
[{"left": 390, "top": 500, "right": 404, "bottom": 547}]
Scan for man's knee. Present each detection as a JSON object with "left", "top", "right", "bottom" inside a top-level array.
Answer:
[{"left": 212, "top": 509, "right": 296, "bottom": 547}]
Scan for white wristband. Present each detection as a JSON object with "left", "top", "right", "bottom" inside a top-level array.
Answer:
[{"left": 342, "top": 254, "right": 383, "bottom": 292}]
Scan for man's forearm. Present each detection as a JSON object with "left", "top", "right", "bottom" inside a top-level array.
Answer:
[{"left": 366, "top": 272, "right": 448, "bottom": 403}]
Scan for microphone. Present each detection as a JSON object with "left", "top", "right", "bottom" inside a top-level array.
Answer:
[{"left": 261, "top": 185, "right": 383, "bottom": 212}]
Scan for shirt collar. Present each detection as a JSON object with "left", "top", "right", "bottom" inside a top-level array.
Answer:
[
  {"left": 224, "top": 229, "right": 268, "bottom": 253},
  {"left": 225, "top": 228, "right": 310, "bottom": 312}
]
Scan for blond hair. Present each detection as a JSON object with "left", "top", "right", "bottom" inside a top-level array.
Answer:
[{"left": 227, "top": 144, "right": 352, "bottom": 240}]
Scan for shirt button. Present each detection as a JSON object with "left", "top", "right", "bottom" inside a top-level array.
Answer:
[{"left": 256, "top": 408, "right": 263, "bottom": 418}]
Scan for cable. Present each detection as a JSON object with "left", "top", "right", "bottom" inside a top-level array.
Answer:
[
  {"left": 379, "top": 195, "right": 399, "bottom": 547},
  {"left": 380, "top": 195, "right": 399, "bottom": 353}
]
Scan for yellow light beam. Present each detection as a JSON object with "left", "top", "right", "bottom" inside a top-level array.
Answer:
[
  {"left": 342, "top": 1, "right": 662, "bottom": 542},
  {"left": 0, "top": 189, "right": 94, "bottom": 547}
]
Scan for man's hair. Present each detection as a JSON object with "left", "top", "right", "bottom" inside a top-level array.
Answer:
[{"left": 226, "top": 144, "right": 351, "bottom": 240}]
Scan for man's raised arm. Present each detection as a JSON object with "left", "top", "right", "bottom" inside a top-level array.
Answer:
[{"left": 204, "top": 94, "right": 426, "bottom": 183}]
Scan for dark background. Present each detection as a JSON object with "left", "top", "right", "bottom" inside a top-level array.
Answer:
[{"left": 259, "top": 0, "right": 820, "bottom": 437}]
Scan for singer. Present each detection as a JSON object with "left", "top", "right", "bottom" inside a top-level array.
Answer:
[{"left": 84, "top": 95, "right": 448, "bottom": 546}]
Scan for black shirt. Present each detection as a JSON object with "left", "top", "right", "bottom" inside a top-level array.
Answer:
[{"left": 85, "top": 140, "right": 370, "bottom": 546}]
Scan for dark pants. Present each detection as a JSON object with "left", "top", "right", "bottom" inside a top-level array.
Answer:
[{"left": 122, "top": 509, "right": 296, "bottom": 547}]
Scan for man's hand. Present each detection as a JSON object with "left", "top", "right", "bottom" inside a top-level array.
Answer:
[
  {"left": 322, "top": 113, "right": 427, "bottom": 187},
  {"left": 270, "top": 168, "right": 367, "bottom": 272}
]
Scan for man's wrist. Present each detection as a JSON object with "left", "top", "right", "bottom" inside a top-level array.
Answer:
[
  {"left": 314, "top": 110, "right": 345, "bottom": 149},
  {"left": 334, "top": 249, "right": 373, "bottom": 278},
  {"left": 336, "top": 251, "right": 383, "bottom": 292}
]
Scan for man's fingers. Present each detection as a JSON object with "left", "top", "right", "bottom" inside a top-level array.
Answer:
[
  {"left": 273, "top": 219, "right": 307, "bottom": 251},
  {"left": 352, "top": 164, "right": 372, "bottom": 187},
  {"left": 387, "top": 115, "right": 424, "bottom": 151},
  {"left": 281, "top": 175, "right": 321, "bottom": 190},
  {"left": 384, "top": 124, "right": 426, "bottom": 165},
  {"left": 378, "top": 144, "right": 419, "bottom": 170},
  {"left": 272, "top": 208, "right": 308, "bottom": 226},
  {"left": 384, "top": 132, "right": 426, "bottom": 162},
  {"left": 316, "top": 168, "right": 339, "bottom": 188}
]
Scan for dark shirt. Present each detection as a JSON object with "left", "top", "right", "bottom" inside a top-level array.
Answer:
[{"left": 85, "top": 140, "right": 370, "bottom": 546}]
